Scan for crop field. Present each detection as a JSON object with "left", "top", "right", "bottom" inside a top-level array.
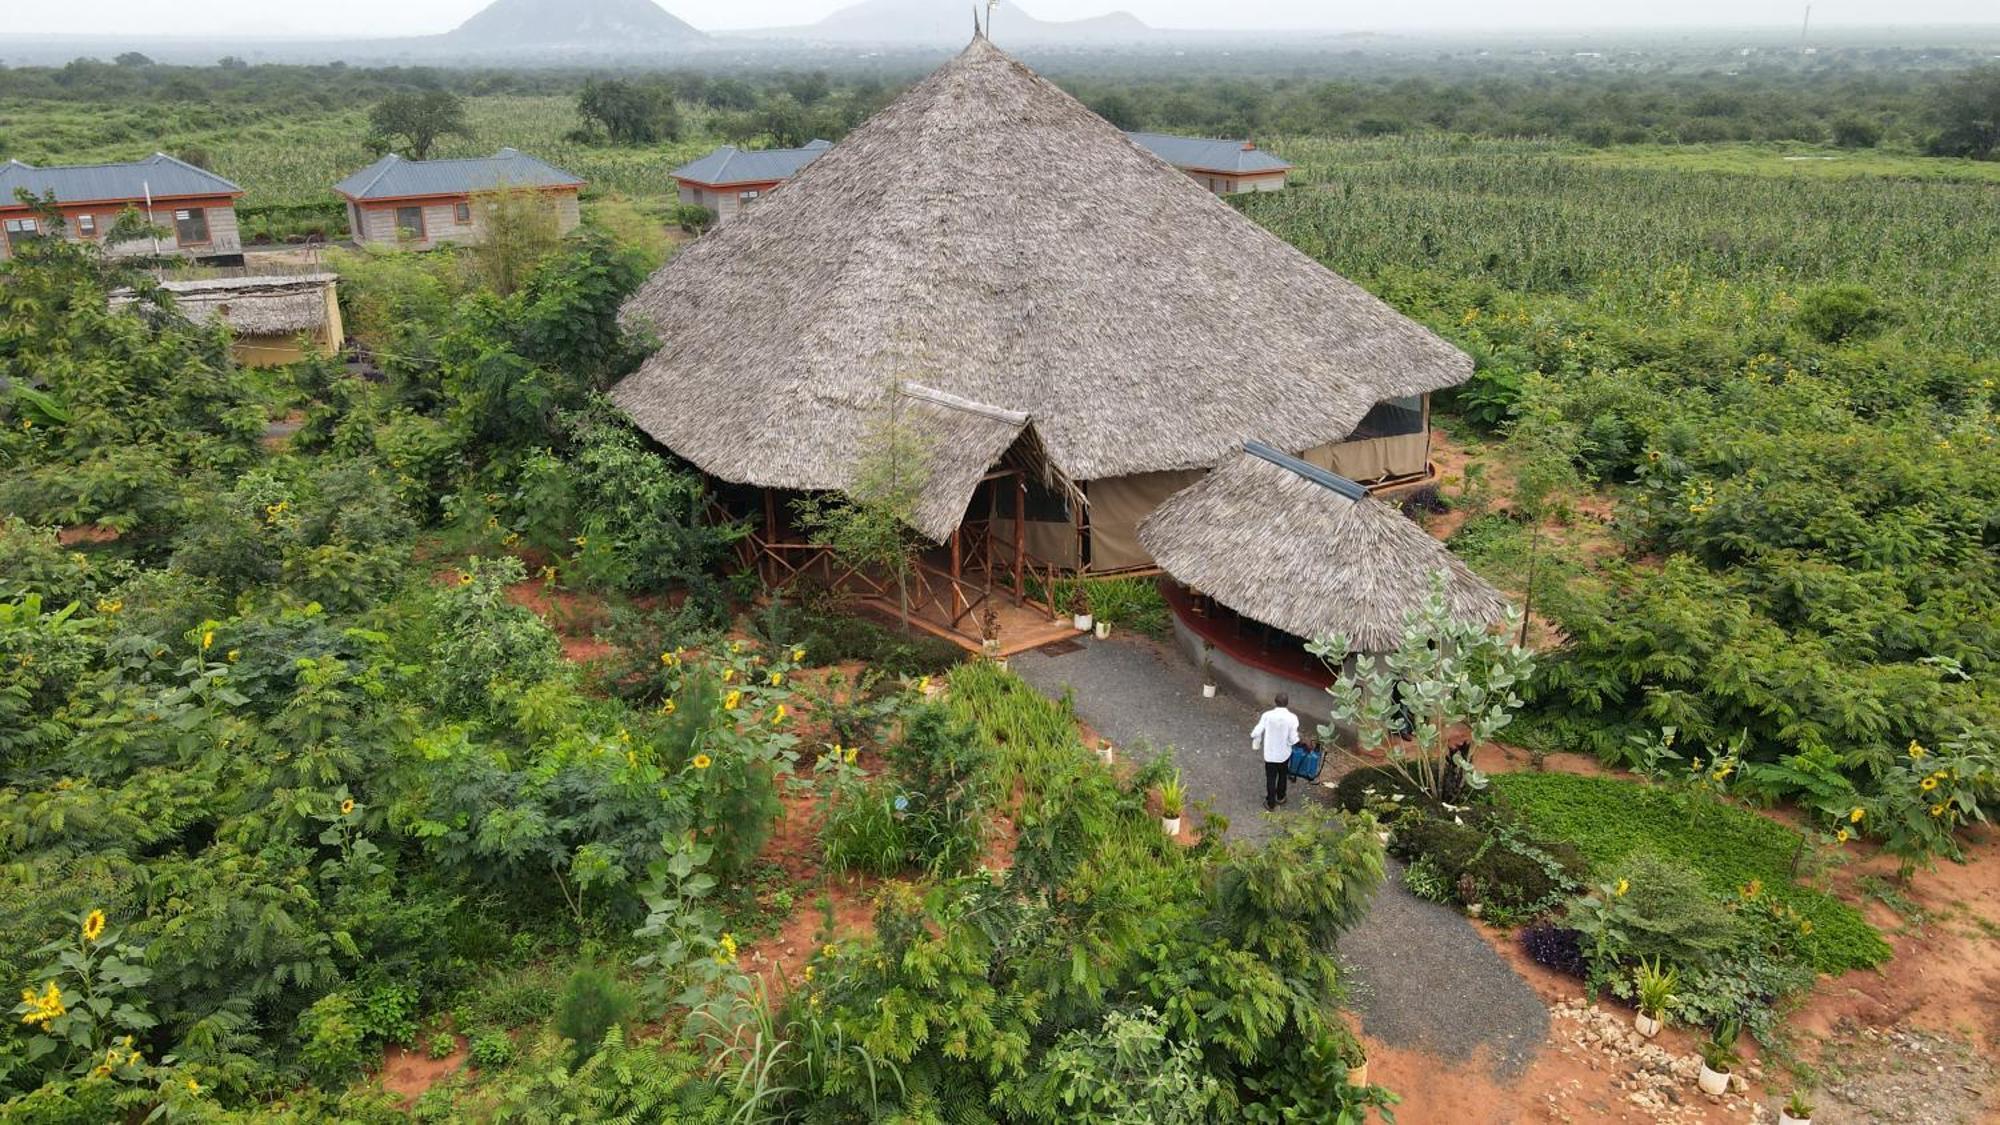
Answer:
[
  {"left": 1246, "top": 135, "right": 2000, "bottom": 354},
  {"left": 0, "top": 95, "right": 723, "bottom": 208}
]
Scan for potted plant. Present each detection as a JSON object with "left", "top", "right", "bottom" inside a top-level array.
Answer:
[
  {"left": 1632, "top": 957, "right": 1677, "bottom": 1039},
  {"left": 1341, "top": 1037, "right": 1369, "bottom": 1087},
  {"left": 1098, "top": 741, "right": 1116, "bottom": 766},
  {"left": 980, "top": 604, "right": 1003, "bottom": 660},
  {"left": 1696, "top": 1019, "right": 1740, "bottom": 1097},
  {"left": 1779, "top": 1089, "right": 1814, "bottom": 1125},
  {"left": 1094, "top": 618, "right": 1112, "bottom": 640},
  {"left": 1159, "top": 775, "right": 1185, "bottom": 836},
  {"left": 1070, "top": 585, "right": 1093, "bottom": 633},
  {"left": 1200, "top": 642, "right": 1218, "bottom": 698}
]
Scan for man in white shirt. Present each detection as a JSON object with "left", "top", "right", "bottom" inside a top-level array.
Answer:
[{"left": 1251, "top": 693, "right": 1301, "bottom": 811}]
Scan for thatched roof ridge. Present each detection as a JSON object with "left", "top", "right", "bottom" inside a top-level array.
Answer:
[
  {"left": 1139, "top": 443, "right": 1509, "bottom": 652},
  {"left": 611, "top": 35, "right": 1469, "bottom": 499},
  {"left": 114, "top": 273, "right": 335, "bottom": 335}
]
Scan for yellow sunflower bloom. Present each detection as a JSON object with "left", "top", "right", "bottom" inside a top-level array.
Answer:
[
  {"left": 340, "top": 798, "right": 355, "bottom": 816},
  {"left": 186, "top": 1077, "right": 202, "bottom": 1094},
  {"left": 1835, "top": 828, "right": 1850, "bottom": 843},
  {"left": 661, "top": 699, "right": 678, "bottom": 715},
  {"left": 844, "top": 746, "right": 858, "bottom": 764},
  {"left": 660, "top": 651, "right": 677, "bottom": 667},
  {"left": 1929, "top": 804, "right": 1944, "bottom": 817},
  {"left": 692, "top": 754, "right": 713, "bottom": 770},
  {"left": 722, "top": 668, "right": 736, "bottom": 683},
  {"left": 1920, "top": 777, "right": 1938, "bottom": 792},
  {"left": 771, "top": 704, "right": 789, "bottom": 726},
  {"left": 1614, "top": 878, "right": 1629, "bottom": 897},
  {"left": 1907, "top": 740, "right": 1926, "bottom": 759},
  {"left": 768, "top": 671, "right": 783, "bottom": 686},
  {"left": 1849, "top": 807, "right": 1865, "bottom": 823},
  {"left": 724, "top": 690, "right": 742, "bottom": 710},
  {"left": 81, "top": 909, "right": 106, "bottom": 943},
  {"left": 791, "top": 647, "right": 806, "bottom": 662},
  {"left": 200, "top": 630, "right": 214, "bottom": 650},
  {"left": 1799, "top": 919, "right": 1814, "bottom": 936}
]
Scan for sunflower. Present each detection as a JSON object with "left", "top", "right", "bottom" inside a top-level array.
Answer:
[
  {"left": 1920, "top": 776, "right": 1938, "bottom": 792},
  {"left": 768, "top": 671, "right": 784, "bottom": 686},
  {"left": 771, "top": 704, "right": 789, "bottom": 726},
  {"left": 1929, "top": 804, "right": 1945, "bottom": 817},
  {"left": 81, "top": 909, "right": 106, "bottom": 943},
  {"left": 186, "top": 1077, "right": 202, "bottom": 1095},
  {"left": 1849, "top": 807, "right": 1865, "bottom": 823},
  {"left": 1798, "top": 919, "right": 1814, "bottom": 936},
  {"left": 1614, "top": 878, "right": 1629, "bottom": 897},
  {"left": 660, "top": 651, "right": 678, "bottom": 667},
  {"left": 692, "top": 754, "right": 713, "bottom": 770},
  {"left": 1907, "top": 740, "right": 1926, "bottom": 759},
  {"left": 722, "top": 667, "right": 736, "bottom": 683},
  {"left": 844, "top": 746, "right": 858, "bottom": 764},
  {"left": 791, "top": 647, "right": 806, "bottom": 662},
  {"left": 724, "top": 690, "right": 742, "bottom": 711},
  {"left": 340, "top": 798, "right": 356, "bottom": 816},
  {"left": 1835, "top": 828, "right": 1850, "bottom": 843},
  {"left": 200, "top": 630, "right": 215, "bottom": 650},
  {"left": 661, "top": 699, "right": 677, "bottom": 716}
]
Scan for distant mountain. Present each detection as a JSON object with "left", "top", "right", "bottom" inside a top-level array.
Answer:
[
  {"left": 447, "top": 0, "right": 707, "bottom": 48},
  {"left": 770, "top": 0, "right": 1154, "bottom": 46}
]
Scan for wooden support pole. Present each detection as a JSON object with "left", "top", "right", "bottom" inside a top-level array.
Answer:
[
  {"left": 1013, "top": 474, "right": 1027, "bottom": 603},
  {"left": 949, "top": 526, "right": 964, "bottom": 624},
  {"left": 762, "top": 489, "right": 778, "bottom": 588}
]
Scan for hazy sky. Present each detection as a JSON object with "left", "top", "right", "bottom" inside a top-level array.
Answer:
[{"left": 8, "top": 0, "right": 1997, "bottom": 39}]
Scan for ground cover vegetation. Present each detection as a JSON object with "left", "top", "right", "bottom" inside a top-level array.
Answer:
[{"left": 0, "top": 194, "right": 1397, "bottom": 1118}]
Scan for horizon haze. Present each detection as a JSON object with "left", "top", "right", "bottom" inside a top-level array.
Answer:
[{"left": 4, "top": 0, "right": 2000, "bottom": 39}]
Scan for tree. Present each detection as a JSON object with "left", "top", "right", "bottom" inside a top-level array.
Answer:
[
  {"left": 576, "top": 78, "right": 681, "bottom": 146},
  {"left": 1504, "top": 385, "right": 1590, "bottom": 647},
  {"left": 114, "top": 52, "right": 153, "bottom": 67},
  {"left": 1925, "top": 66, "right": 2000, "bottom": 159},
  {"left": 792, "top": 383, "right": 934, "bottom": 632},
  {"left": 368, "top": 90, "right": 470, "bottom": 161},
  {"left": 465, "top": 187, "right": 563, "bottom": 297},
  {"left": 1307, "top": 571, "right": 1534, "bottom": 803},
  {"left": 1828, "top": 113, "right": 1882, "bottom": 149}
]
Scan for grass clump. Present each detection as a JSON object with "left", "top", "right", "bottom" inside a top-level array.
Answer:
[{"left": 1489, "top": 772, "right": 1887, "bottom": 973}]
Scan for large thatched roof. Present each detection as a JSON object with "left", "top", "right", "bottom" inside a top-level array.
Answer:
[
  {"left": 1139, "top": 443, "right": 1508, "bottom": 652},
  {"left": 612, "top": 35, "right": 1469, "bottom": 529}
]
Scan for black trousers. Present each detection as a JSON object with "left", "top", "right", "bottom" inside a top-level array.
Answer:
[{"left": 1264, "top": 760, "right": 1290, "bottom": 809}]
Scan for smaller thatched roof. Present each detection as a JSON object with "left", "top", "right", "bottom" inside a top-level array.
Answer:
[
  {"left": 113, "top": 273, "right": 336, "bottom": 336},
  {"left": 1139, "top": 442, "right": 1509, "bottom": 652}
]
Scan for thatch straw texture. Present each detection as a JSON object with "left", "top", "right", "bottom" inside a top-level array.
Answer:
[
  {"left": 1139, "top": 446, "right": 1509, "bottom": 652},
  {"left": 891, "top": 383, "right": 1029, "bottom": 541},
  {"left": 116, "top": 274, "right": 336, "bottom": 335},
  {"left": 612, "top": 35, "right": 1469, "bottom": 509}
]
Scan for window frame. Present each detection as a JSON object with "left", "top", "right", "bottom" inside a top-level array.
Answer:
[
  {"left": 394, "top": 205, "right": 426, "bottom": 241},
  {"left": 75, "top": 213, "right": 97, "bottom": 238},
  {"left": 4, "top": 216, "right": 42, "bottom": 251},
  {"left": 453, "top": 201, "right": 473, "bottom": 225},
  {"left": 173, "top": 207, "right": 210, "bottom": 246}
]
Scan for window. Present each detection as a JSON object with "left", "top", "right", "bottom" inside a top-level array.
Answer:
[
  {"left": 1347, "top": 395, "right": 1427, "bottom": 441},
  {"left": 173, "top": 208, "right": 209, "bottom": 245},
  {"left": 4, "top": 217, "right": 40, "bottom": 251},
  {"left": 453, "top": 201, "right": 472, "bottom": 225},
  {"left": 738, "top": 189, "right": 761, "bottom": 201},
  {"left": 76, "top": 213, "right": 96, "bottom": 238},
  {"left": 395, "top": 206, "right": 425, "bottom": 240}
]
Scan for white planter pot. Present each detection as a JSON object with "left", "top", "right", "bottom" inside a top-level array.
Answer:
[
  {"left": 1345, "top": 1061, "right": 1368, "bottom": 1087},
  {"left": 1161, "top": 816, "right": 1181, "bottom": 836},
  {"left": 1073, "top": 614, "right": 1093, "bottom": 632},
  {"left": 1098, "top": 745, "right": 1115, "bottom": 765},
  {"left": 994, "top": 657, "right": 1009, "bottom": 673},
  {"left": 1635, "top": 1012, "right": 1662, "bottom": 1039},
  {"left": 1697, "top": 1065, "right": 1730, "bottom": 1097},
  {"left": 1201, "top": 683, "right": 1217, "bottom": 699},
  {"left": 1094, "top": 621, "right": 1111, "bottom": 640},
  {"left": 1779, "top": 1114, "right": 1811, "bottom": 1125}
]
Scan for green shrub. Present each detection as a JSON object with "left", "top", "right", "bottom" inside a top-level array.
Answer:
[
  {"left": 468, "top": 1028, "right": 517, "bottom": 1069},
  {"left": 822, "top": 775, "right": 909, "bottom": 877},
  {"left": 424, "top": 555, "right": 564, "bottom": 718},
  {"left": 298, "top": 992, "right": 368, "bottom": 1085},
  {"left": 1085, "top": 576, "right": 1170, "bottom": 638},
  {"left": 1492, "top": 771, "right": 1887, "bottom": 972},
  {"left": 554, "top": 965, "right": 635, "bottom": 1063},
  {"left": 884, "top": 705, "right": 995, "bottom": 876},
  {"left": 1796, "top": 284, "right": 1894, "bottom": 344}
]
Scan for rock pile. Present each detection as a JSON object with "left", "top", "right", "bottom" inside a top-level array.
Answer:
[{"left": 1549, "top": 999, "right": 1767, "bottom": 1123}]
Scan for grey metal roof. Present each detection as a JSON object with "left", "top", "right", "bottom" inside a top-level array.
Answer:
[
  {"left": 671, "top": 140, "right": 833, "bottom": 187},
  {"left": 1125, "top": 132, "right": 1291, "bottom": 176},
  {"left": 333, "top": 148, "right": 585, "bottom": 201},
  {"left": 0, "top": 153, "right": 241, "bottom": 205}
]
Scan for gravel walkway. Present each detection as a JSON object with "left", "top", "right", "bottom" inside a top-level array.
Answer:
[{"left": 1011, "top": 634, "right": 1548, "bottom": 1077}]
